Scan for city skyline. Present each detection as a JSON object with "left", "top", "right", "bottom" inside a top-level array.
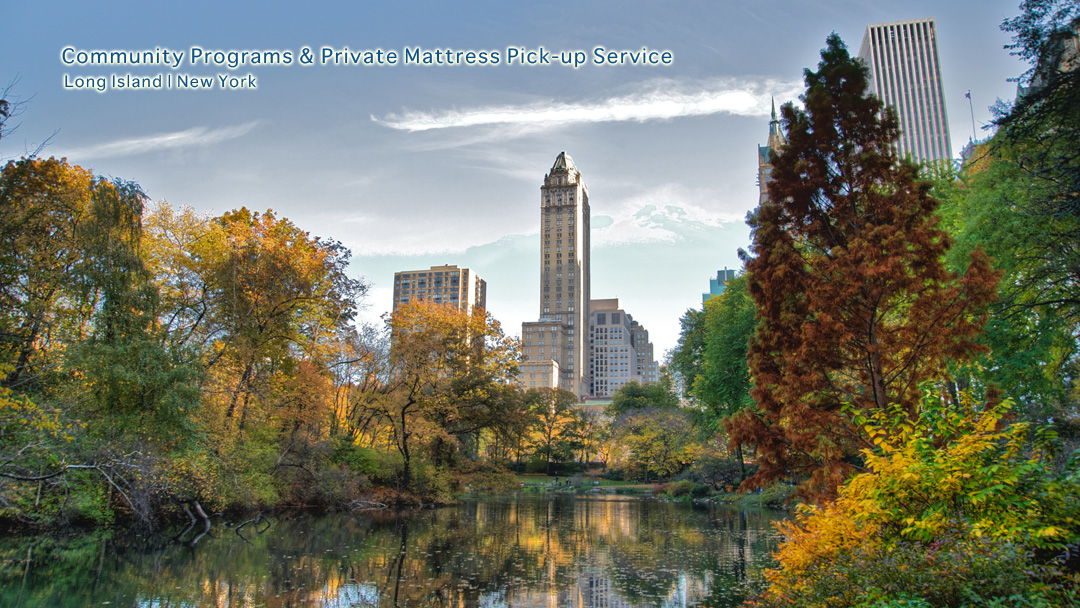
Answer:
[{"left": 1, "top": 1, "right": 1028, "bottom": 356}]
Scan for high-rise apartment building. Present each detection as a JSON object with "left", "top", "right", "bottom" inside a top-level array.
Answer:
[
  {"left": 517, "top": 153, "right": 659, "bottom": 398},
  {"left": 392, "top": 264, "right": 486, "bottom": 312},
  {"left": 859, "top": 18, "right": 951, "bottom": 163},
  {"left": 588, "top": 298, "right": 659, "bottom": 397},
  {"left": 519, "top": 152, "right": 591, "bottom": 396}
]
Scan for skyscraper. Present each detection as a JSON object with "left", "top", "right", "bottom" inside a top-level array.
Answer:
[
  {"left": 517, "top": 152, "right": 659, "bottom": 398},
  {"left": 520, "top": 152, "right": 591, "bottom": 396},
  {"left": 859, "top": 18, "right": 952, "bottom": 163}
]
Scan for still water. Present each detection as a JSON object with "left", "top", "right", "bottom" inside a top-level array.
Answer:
[{"left": 1, "top": 495, "right": 786, "bottom": 608}]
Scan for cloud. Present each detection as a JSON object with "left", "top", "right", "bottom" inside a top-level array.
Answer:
[
  {"left": 61, "top": 121, "right": 261, "bottom": 159},
  {"left": 336, "top": 183, "right": 748, "bottom": 257},
  {"left": 374, "top": 78, "right": 802, "bottom": 132},
  {"left": 593, "top": 184, "right": 746, "bottom": 248}
]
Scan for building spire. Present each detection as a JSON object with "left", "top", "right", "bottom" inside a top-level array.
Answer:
[{"left": 768, "top": 97, "right": 783, "bottom": 141}]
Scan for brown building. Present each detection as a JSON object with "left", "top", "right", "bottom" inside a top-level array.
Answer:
[{"left": 519, "top": 152, "right": 591, "bottom": 396}]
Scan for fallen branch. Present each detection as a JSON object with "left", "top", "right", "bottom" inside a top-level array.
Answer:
[{"left": 235, "top": 512, "right": 271, "bottom": 542}]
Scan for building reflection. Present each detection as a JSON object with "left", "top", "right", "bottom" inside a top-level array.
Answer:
[{"left": 1, "top": 496, "right": 783, "bottom": 608}]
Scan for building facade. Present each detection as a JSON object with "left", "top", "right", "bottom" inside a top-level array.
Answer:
[
  {"left": 756, "top": 99, "right": 786, "bottom": 205},
  {"left": 517, "top": 153, "right": 660, "bottom": 398},
  {"left": 858, "top": 18, "right": 952, "bottom": 163},
  {"left": 588, "top": 298, "right": 659, "bottom": 398},
  {"left": 519, "top": 152, "right": 591, "bottom": 396},
  {"left": 519, "top": 322, "right": 562, "bottom": 389},
  {"left": 392, "top": 264, "right": 486, "bottom": 313},
  {"left": 703, "top": 268, "right": 739, "bottom": 304}
]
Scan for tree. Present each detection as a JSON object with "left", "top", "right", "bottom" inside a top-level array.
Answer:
[
  {"left": 731, "top": 35, "right": 999, "bottom": 500},
  {"left": 197, "top": 208, "right": 365, "bottom": 433},
  {"left": 692, "top": 274, "right": 756, "bottom": 479},
  {"left": 936, "top": 157, "right": 1079, "bottom": 421},
  {"left": 606, "top": 380, "right": 678, "bottom": 417},
  {"left": 0, "top": 158, "right": 98, "bottom": 390},
  {"left": 361, "top": 301, "right": 519, "bottom": 489},
  {"left": 668, "top": 308, "right": 706, "bottom": 399},
  {"left": 991, "top": 2, "right": 1080, "bottom": 320},
  {"left": 614, "top": 407, "right": 696, "bottom": 482},
  {"left": 525, "top": 388, "right": 579, "bottom": 475}
]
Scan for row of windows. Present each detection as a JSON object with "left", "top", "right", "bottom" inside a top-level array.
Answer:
[{"left": 397, "top": 270, "right": 463, "bottom": 278}]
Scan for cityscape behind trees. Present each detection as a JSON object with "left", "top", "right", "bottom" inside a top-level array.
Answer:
[{"left": 1, "top": 2, "right": 1079, "bottom": 606}]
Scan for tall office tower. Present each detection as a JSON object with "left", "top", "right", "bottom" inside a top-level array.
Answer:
[
  {"left": 519, "top": 152, "right": 591, "bottom": 397},
  {"left": 392, "top": 264, "right": 486, "bottom": 313},
  {"left": 756, "top": 99, "right": 786, "bottom": 205},
  {"left": 859, "top": 18, "right": 952, "bottom": 163}
]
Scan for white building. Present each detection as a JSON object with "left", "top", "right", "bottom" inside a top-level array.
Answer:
[{"left": 859, "top": 18, "right": 952, "bottom": 163}]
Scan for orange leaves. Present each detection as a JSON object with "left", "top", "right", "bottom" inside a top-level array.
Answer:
[{"left": 735, "top": 36, "right": 1001, "bottom": 501}]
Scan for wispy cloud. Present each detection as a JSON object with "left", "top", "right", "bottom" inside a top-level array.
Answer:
[
  {"left": 62, "top": 121, "right": 261, "bottom": 159},
  {"left": 374, "top": 78, "right": 802, "bottom": 132},
  {"left": 593, "top": 184, "right": 746, "bottom": 248}
]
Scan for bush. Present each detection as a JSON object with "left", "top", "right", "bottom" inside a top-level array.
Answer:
[
  {"left": 756, "top": 483, "right": 795, "bottom": 508},
  {"left": 678, "top": 451, "right": 756, "bottom": 489},
  {"left": 751, "top": 394, "right": 1080, "bottom": 608},
  {"left": 448, "top": 460, "right": 518, "bottom": 494},
  {"left": 600, "top": 470, "right": 624, "bottom": 481},
  {"left": 658, "top": 479, "right": 710, "bottom": 498}
]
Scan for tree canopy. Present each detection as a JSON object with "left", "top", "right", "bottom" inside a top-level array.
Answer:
[{"left": 730, "top": 34, "right": 999, "bottom": 500}]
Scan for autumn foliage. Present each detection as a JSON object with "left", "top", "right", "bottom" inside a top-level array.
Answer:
[
  {"left": 751, "top": 393, "right": 1080, "bottom": 608},
  {"left": 729, "top": 35, "right": 1000, "bottom": 500}
]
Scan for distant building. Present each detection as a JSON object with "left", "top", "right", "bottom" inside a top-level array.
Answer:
[
  {"left": 519, "top": 152, "right": 591, "bottom": 397},
  {"left": 1023, "top": 16, "right": 1080, "bottom": 96},
  {"left": 392, "top": 264, "right": 486, "bottom": 313},
  {"left": 519, "top": 322, "right": 562, "bottom": 389},
  {"left": 516, "top": 153, "right": 661, "bottom": 399},
  {"left": 859, "top": 18, "right": 952, "bottom": 163},
  {"left": 756, "top": 99, "right": 787, "bottom": 205},
  {"left": 703, "top": 268, "right": 739, "bottom": 304},
  {"left": 588, "top": 298, "right": 659, "bottom": 398}
]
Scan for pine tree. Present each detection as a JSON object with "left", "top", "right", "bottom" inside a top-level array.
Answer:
[{"left": 729, "top": 34, "right": 999, "bottom": 501}]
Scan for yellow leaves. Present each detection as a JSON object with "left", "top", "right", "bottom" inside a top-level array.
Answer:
[
  {"left": 1034, "top": 526, "right": 1065, "bottom": 539},
  {"left": 759, "top": 393, "right": 1080, "bottom": 605}
]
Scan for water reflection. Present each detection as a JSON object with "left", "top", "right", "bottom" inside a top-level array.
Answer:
[{"left": 0, "top": 496, "right": 785, "bottom": 607}]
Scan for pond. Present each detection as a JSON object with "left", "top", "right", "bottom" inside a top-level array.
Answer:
[{"left": 0, "top": 495, "right": 786, "bottom": 608}]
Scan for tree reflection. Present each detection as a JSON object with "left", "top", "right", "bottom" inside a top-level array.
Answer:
[{"left": 0, "top": 497, "right": 784, "bottom": 608}]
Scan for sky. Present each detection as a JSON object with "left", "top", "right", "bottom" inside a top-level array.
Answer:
[{"left": 1, "top": 0, "right": 1029, "bottom": 358}]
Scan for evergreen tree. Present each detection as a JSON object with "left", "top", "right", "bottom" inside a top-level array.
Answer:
[{"left": 730, "top": 35, "right": 999, "bottom": 500}]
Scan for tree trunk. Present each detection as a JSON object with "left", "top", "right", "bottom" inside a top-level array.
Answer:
[{"left": 736, "top": 443, "right": 746, "bottom": 482}]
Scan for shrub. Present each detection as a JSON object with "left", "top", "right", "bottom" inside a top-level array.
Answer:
[
  {"left": 678, "top": 450, "right": 756, "bottom": 489},
  {"left": 655, "top": 480, "right": 711, "bottom": 499},
  {"left": 751, "top": 393, "right": 1080, "bottom": 608}
]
